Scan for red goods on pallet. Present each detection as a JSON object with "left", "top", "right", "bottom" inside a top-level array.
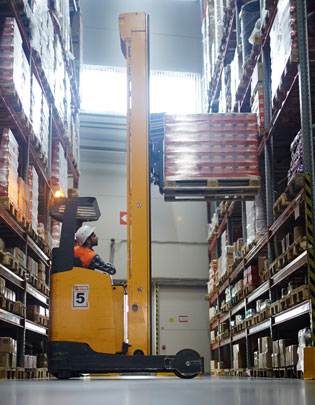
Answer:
[
  {"left": 163, "top": 113, "right": 260, "bottom": 181},
  {"left": 244, "top": 265, "right": 260, "bottom": 286}
]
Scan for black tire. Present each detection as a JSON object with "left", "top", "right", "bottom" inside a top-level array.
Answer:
[
  {"left": 56, "top": 369, "right": 72, "bottom": 379},
  {"left": 173, "top": 349, "right": 201, "bottom": 379}
]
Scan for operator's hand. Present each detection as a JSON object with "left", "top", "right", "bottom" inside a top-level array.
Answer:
[{"left": 104, "top": 263, "right": 116, "bottom": 275}]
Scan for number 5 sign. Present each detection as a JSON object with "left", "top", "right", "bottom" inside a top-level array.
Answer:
[{"left": 72, "top": 285, "right": 89, "bottom": 309}]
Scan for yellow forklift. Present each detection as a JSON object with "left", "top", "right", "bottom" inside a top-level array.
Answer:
[{"left": 47, "top": 12, "right": 204, "bottom": 379}]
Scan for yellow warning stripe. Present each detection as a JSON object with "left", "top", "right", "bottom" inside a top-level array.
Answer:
[
  {"left": 155, "top": 284, "right": 159, "bottom": 355},
  {"left": 305, "top": 173, "right": 315, "bottom": 343}
]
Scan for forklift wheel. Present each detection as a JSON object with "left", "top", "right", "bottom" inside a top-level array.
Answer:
[
  {"left": 173, "top": 349, "right": 200, "bottom": 379},
  {"left": 56, "top": 369, "right": 72, "bottom": 379}
]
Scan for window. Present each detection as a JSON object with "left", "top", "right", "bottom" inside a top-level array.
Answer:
[{"left": 80, "top": 65, "right": 201, "bottom": 115}]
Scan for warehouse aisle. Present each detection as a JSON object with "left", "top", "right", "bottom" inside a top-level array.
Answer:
[{"left": 1, "top": 376, "right": 315, "bottom": 405}]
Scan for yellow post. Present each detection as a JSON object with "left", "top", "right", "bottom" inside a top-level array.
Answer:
[{"left": 119, "top": 12, "right": 151, "bottom": 355}]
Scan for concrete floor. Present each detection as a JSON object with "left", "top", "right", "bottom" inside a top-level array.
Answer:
[{"left": 1, "top": 376, "right": 315, "bottom": 405}]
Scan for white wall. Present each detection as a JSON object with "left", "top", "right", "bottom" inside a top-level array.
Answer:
[
  {"left": 81, "top": 0, "right": 203, "bottom": 73},
  {"left": 79, "top": 147, "right": 209, "bottom": 281}
]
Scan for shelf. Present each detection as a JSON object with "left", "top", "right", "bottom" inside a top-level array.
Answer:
[
  {"left": 272, "top": 251, "right": 308, "bottom": 287},
  {"left": 231, "top": 300, "right": 245, "bottom": 316},
  {"left": 26, "top": 236, "right": 50, "bottom": 265},
  {"left": 247, "top": 281, "right": 270, "bottom": 304},
  {"left": 248, "top": 319, "right": 271, "bottom": 335},
  {"left": 0, "top": 264, "right": 24, "bottom": 289},
  {"left": 273, "top": 300, "right": 310, "bottom": 325},
  {"left": 0, "top": 204, "right": 25, "bottom": 240},
  {"left": 232, "top": 330, "right": 246, "bottom": 342},
  {"left": 220, "top": 312, "right": 230, "bottom": 323},
  {"left": 209, "top": 293, "right": 218, "bottom": 306},
  {"left": 25, "top": 320, "right": 47, "bottom": 336},
  {"left": 0, "top": 308, "right": 22, "bottom": 327},
  {"left": 210, "top": 319, "right": 219, "bottom": 330},
  {"left": 230, "top": 261, "right": 245, "bottom": 283},
  {"left": 211, "top": 342, "right": 219, "bottom": 351},
  {"left": 26, "top": 284, "right": 48, "bottom": 305}
]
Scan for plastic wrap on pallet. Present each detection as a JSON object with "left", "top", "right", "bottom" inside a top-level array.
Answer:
[
  {"left": 54, "top": 35, "right": 66, "bottom": 122},
  {"left": 31, "top": 73, "right": 42, "bottom": 145},
  {"left": 41, "top": 92, "right": 50, "bottom": 156},
  {"left": 214, "top": 0, "right": 224, "bottom": 61},
  {"left": 297, "top": 327, "right": 312, "bottom": 372},
  {"left": 51, "top": 141, "right": 68, "bottom": 197},
  {"left": 164, "top": 113, "right": 259, "bottom": 181},
  {"left": 0, "top": 18, "right": 31, "bottom": 120},
  {"left": 64, "top": 71, "right": 72, "bottom": 135},
  {"left": 245, "top": 189, "right": 266, "bottom": 245},
  {"left": 0, "top": 128, "right": 19, "bottom": 208},
  {"left": 240, "top": 0, "right": 260, "bottom": 66},
  {"left": 51, "top": 0, "right": 71, "bottom": 56},
  {"left": 28, "top": 166, "right": 39, "bottom": 233},
  {"left": 18, "top": 177, "right": 30, "bottom": 219},
  {"left": 29, "top": 1, "right": 55, "bottom": 93},
  {"left": 230, "top": 50, "right": 241, "bottom": 109},
  {"left": 270, "top": 0, "right": 297, "bottom": 105}
]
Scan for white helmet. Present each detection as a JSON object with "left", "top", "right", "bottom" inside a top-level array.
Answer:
[{"left": 75, "top": 225, "right": 95, "bottom": 245}]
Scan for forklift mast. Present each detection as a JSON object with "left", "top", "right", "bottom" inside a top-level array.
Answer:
[{"left": 119, "top": 13, "right": 151, "bottom": 355}]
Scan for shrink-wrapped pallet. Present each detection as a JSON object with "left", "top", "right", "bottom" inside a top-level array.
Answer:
[
  {"left": 29, "top": 0, "right": 55, "bottom": 93},
  {"left": 18, "top": 177, "right": 30, "bottom": 220},
  {"left": 0, "top": 17, "right": 30, "bottom": 120},
  {"left": 0, "top": 128, "right": 19, "bottom": 209},
  {"left": 163, "top": 113, "right": 259, "bottom": 181},
  {"left": 31, "top": 73, "right": 42, "bottom": 145},
  {"left": 54, "top": 36, "right": 66, "bottom": 123},
  {"left": 28, "top": 166, "right": 39, "bottom": 234},
  {"left": 270, "top": 0, "right": 298, "bottom": 106}
]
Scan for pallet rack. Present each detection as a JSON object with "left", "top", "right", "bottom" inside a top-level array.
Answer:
[
  {"left": 203, "top": 0, "right": 315, "bottom": 375},
  {"left": 0, "top": 0, "right": 81, "bottom": 377}
]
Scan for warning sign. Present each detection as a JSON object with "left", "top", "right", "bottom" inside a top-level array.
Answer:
[
  {"left": 178, "top": 315, "right": 189, "bottom": 323},
  {"left": 120, "top": 211, "right": 127, "bottom": 225}
]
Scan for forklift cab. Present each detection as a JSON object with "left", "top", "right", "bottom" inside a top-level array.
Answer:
[{"left": 48, "top": 196, "right": 203, "bottom": 379}]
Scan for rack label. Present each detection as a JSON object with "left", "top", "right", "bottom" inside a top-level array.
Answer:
[{"left": 72, "top": 285, "right": 89, "bottom": 309}]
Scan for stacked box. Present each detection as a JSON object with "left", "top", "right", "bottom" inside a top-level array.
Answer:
[
  {"left": 54, "top": 36, "right": 66, "bottom": 123},
  {"left": 0, "top": 128, "right": 19, "bottom": 208},
  {"left": 0, "top": 18, "right": 30, "bottom": 120},
  {"left": 245, "top": 192, "right": 266, "bottom": 245},
  {"left": 27, "top": 304, "right": 45, "bottom": 318},
  {"left": 70, "top": 114, "right": 80, "bottom": 169},
  {"left": 233, "top": 344, "right": 246, "bottom": 369},
  {"left": 8, "top": 247, "right": 27, "bottom": 269},
  {"left": 0, "top": 276, "right": 5, "bottom": 296},
  {"left": 287, "top": 127, "right": 315, "bottom": 185},
  {"left": 24, "top": 355, "right": 37, "bottom": 369},
  {"left": 208, "top": 260, "right": 217, "bottom": 295},
  {"left": 254, "top": 351, "right": 259, "bottom": 368},
  {"left": 29, "top": 0, "right": 55, "bottom": 93},
  {"left": 51, "top": 141, "right": 68, "bottom": 196},
  {"left": 230, "top": 50, "right": 242, "bottom": 109},
  {"left": 270, "top": 0, "right": 298, "bottom": 107},
  {"left": 233, "top": 238, "right": 243, "bottom": 262},
  {"left": 0, "top": 337, "right": 17, "bottom": 369},
  {"left": 41, "top": 92, "right": 50, "bottom": 157},
  {"left": 232, "top": 279, "right": 243, "bottom": 299},
  {"left": 164, "top": 113, "right": 259, "bottom": 181},
  {"left": 28, "top": 166, "right": 39, "bottom": 234},
  {"left": 27, "top": 256, "right": 38, "bottom": 277},
  {"left": 244, "top": 265, "right": 260, "bottom": 286},
  {"left": 4, "top": 287, "right": 16, "bottom": 302},
  {"left": 286, "top": 345, "right": 298, "bottom": 367},
  {"left": 64, "top": 71, "right": 72, "bottom": 138},
  {"left": 258, "top": 336, "right": 272, "bottom": 369},
  {"left": 51, "top": 0, "right": 71, "bottom": 55},
  {"left": 251, "top": 64, "right": 265, "bottom": 133},
  {"left": 17, "top": 177, "right": 30, "bottom": 219}
]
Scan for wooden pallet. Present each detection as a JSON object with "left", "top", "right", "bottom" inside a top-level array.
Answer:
[
  {"left": 259, "top": 307, "right": 271, "bottom": 322},
  {"left": 250, "top": 368, "right": 273, "bottom": 378},
  {"left": 261, "top": 269, "right": 270, "bottom": 282},
  {"left": 0, "top": 368, "right": 16, "bottom": 380},
  {"left": 230, "top": 368, "right": 248, "bottom": 377},
  {"left": 273, "top": 192, "right": 291, "bottom": 217},
  {"left": 271, "top": 301, "right": 280, "bottom": 316}
]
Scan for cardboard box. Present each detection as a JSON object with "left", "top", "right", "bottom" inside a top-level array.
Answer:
[
  {"left": 210, "top": 360, "right": 217, "bottom": 370},
  {"left": 272, "top": 340, "right": 280, "bottom": 354},
  {"left": 0, "top": 352, "right": 16, "bottom": 368},
  {"left": 259, "top": 352, "right": 272, "bottom": 369},
  {"left": 0, "top": 337, "right": 17, "bottom": 353},
  {"left": 254, "top": 351, "right": 259, "bottom": 368},
  {"left": 0, "top": 276, "right": 5, "bottom": 296},
  {"left": 280, "top": 352, "right": 286, "bottom": 368},
  {"left": 278, "top": 339, "right": 287, "bottom": 353},
  {"left": 262, "top": 336, "right": 272, "bottom": 353},
  {"left": 272, "top": 353, "right": 280, "bottom": 368},
  {"left": 294, "top": 226, "right": 304, "bottom": 241},
  {"left": 233, "top": 344, "right": 246, "bottom": 369},
  {"left": 286, "top": 345, "right": 298, "bottom": 367}
]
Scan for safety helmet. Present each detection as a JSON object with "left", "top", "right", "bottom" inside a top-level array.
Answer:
[{"left": 75, "top": 225, "right": 95, "bottom": 245}]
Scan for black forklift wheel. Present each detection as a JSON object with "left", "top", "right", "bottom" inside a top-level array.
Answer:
[
  {"left": 55, "top": 369, "right": 72, "bottom": 379},
  {"left": 173, "top": 349, "right": 201, "bottom": 379}
]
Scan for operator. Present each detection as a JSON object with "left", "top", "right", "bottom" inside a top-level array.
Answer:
[{"left": 74, "top": 225, "right": 116, "bottom": 275}]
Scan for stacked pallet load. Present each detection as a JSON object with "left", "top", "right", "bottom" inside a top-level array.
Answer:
[
  {"left": 207, "top": 260, "right": 217, "bottom": 297},
  {"left": 0, "top": 17, "right": 30, "bottom": 121},
  {"left": 0, "top": 337, "right": 17, "bottom": 378},
  {"left": 0, "top": 128, "right": 19, "bottom": 209},
  {"left": 270, "top": 0, "right": 298, "bottom": 109},
  {"left": 51, "top": 141, "right": 68, "bottom": 247},
  {"left": 28, "top": 166, "right": 39, "bottom": 234},
  {"left": 162, "top": 113, "right": 261, "bottom": 200},
  {"left": 250, "top": 63, "right": 264, "bottom": 136}
]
